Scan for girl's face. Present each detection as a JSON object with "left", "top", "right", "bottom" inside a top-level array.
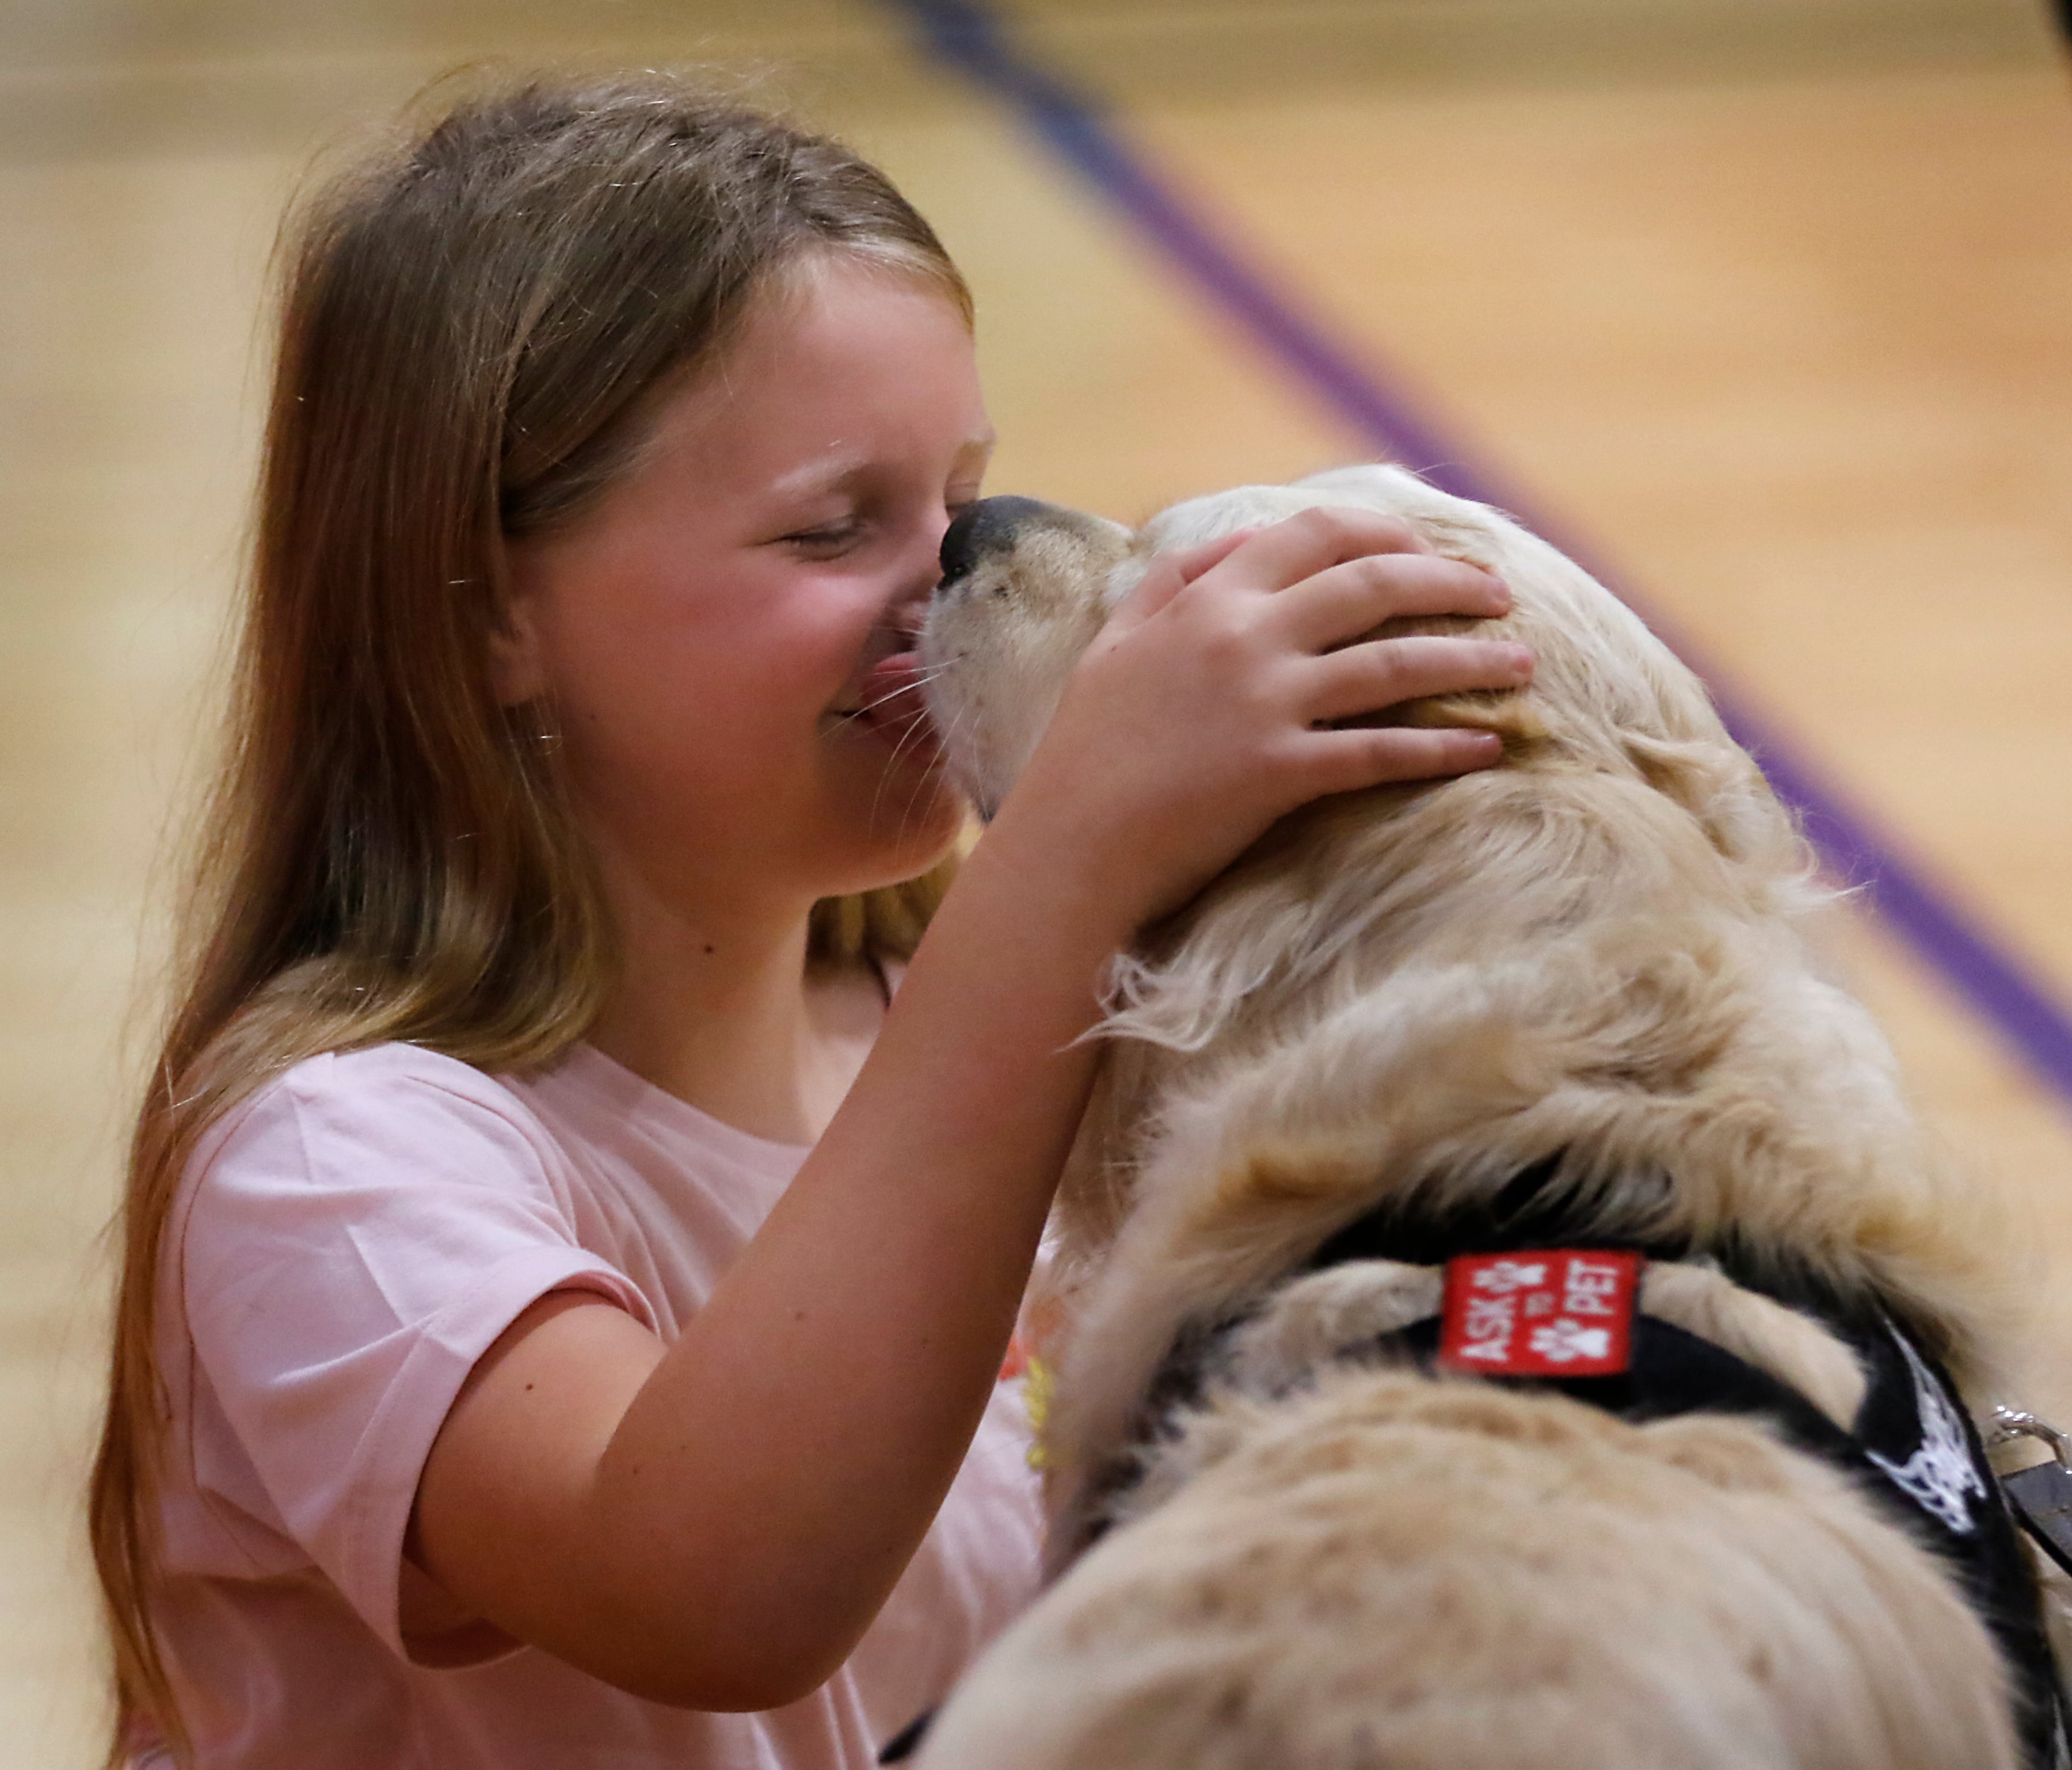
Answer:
[{"left": 499, "top": 254, "right": 992, "bottom": 918}]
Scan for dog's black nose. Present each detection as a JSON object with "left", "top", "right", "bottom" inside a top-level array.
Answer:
[{"left": 939, "top": 495, "right": 1051, "bottom": 585}]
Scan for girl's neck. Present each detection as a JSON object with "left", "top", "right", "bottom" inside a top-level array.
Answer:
[{"left": 582, "top": 844, "right": 881, "bottom": 1147}]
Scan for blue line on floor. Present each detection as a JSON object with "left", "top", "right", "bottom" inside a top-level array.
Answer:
[{"left": 885, "top": 0, "right": 2072, "bottom": 1110}]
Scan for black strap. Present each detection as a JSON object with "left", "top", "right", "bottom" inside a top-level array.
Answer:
[{"left": 2007, "top": 1458, "right": 2072, "bottom": 1581}]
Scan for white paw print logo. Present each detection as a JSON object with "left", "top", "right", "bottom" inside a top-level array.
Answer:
[
  {"left": 1528, "top": 1320, "right": 1612, "bottom": 1364},
  {"left": 1472, "top": 1260, "right": 1548, "bottom": 1296}
]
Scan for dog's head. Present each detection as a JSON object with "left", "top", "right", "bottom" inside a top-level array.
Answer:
[{"left": 922, "top": 464, "right": 1803, "bottom": 896}]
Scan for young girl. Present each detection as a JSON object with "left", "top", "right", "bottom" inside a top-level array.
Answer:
[{"left": 88, "top": 70, "right": 1529, "bottom": 1768}]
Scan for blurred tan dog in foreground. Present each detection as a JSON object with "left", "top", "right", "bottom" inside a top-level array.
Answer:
[{"left": 910, "top": 466, "right": 2063, "bottom": 1770}]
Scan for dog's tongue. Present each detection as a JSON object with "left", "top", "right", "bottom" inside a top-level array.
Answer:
[
  {"left": 857, "top": 649, "right": 921, "bottom": 722},
  {"left": 854, "top": 649, "right": 942, "bottom": 763}
]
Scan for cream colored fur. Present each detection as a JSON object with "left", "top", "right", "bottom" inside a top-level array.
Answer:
[
  {"left": 920, "top": 1376, "right": 2015, "bottom": 1770},
  {"left": 914, "top": 465, "right": 2033, "bottom": 1768}
]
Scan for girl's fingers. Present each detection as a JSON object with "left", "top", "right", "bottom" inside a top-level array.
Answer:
[
  {"left": 1274, "top": 552, "right": 1510, "bottom": 652},
  {"left": 1301, "top": 724, "right": 1507, "bottom": 798},
  {"left": 1114, "top": 509, "right": 1470, "bottom": 647},
  {"left": 1305, "top": 634, "right": 1534, "bottom": 726},
  {"left": 1176, "top": 506, "right": 1433, "bottom": 608}
]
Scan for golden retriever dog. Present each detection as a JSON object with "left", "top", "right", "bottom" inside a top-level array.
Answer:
[{"left": 908, "top": 466, "right": 2066, "bottom": 1770}]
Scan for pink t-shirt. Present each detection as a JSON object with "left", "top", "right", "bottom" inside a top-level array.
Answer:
[{"left": 146, "top": 1041, "right": 1045, "bottom": 1769}]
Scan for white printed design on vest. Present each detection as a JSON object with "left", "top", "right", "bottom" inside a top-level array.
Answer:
[
  {"left": 1528, "top": 1321, "right": 1612, "bottom": 1364},
  {"left": 1471, "top": 1260, "right": 1548, "bottom": 1296},
  {"left": 1866, "top": 1329, "right": 1985, "bottom": 1535}
]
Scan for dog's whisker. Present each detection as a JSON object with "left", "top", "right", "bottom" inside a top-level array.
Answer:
[
  {"left": 834, "top": 662, "right": 954, "bottom": 727},
  {"left": 864, "top": 677, "right": 954, "bottom": 837}
]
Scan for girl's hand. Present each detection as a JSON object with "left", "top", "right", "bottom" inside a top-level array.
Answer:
[{"left": 989, "top": 507, "right": 1530, "bottom": 934}]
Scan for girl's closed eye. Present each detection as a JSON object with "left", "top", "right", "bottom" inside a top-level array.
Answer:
[
  {"left": 782, "top": 518, "right": 867, "bottom": 556},
  {"left": 780, "top": 486, "right": 982, "bottom": 559}
]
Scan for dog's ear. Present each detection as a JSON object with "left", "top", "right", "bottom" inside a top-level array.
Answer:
[{"left": 1620, "top": 729, "right": 1788, "bottom": 867}]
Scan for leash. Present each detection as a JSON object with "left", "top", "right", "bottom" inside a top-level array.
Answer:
[{"left": 1994, "top": 1410, "right": 2072, "bottom": 1577}]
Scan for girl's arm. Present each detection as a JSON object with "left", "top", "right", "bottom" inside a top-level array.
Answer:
[{"left": 409, "top": 508, "right": 1526, "bottom": 1707}]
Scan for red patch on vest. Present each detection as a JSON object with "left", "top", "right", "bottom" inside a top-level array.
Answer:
[{"left": 1438, "top": 1250, "right": 1642, "bottom": 1378}]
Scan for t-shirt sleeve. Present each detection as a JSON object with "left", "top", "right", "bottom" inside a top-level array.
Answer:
[{"left": 174, "top": 1048, "right": 655, "bottom": 1664}]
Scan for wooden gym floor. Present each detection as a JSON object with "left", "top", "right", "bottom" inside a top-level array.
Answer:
[{"left": 2, "top": 2, "right": 2069, "bottom": 1759}]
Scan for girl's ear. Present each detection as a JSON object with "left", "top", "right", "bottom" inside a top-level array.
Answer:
[{"left": 487, "top": 588, "right": 549, "bottom": 707}]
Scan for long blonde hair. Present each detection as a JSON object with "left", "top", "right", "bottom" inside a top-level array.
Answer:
[{"left": 89, "top": 70, "right": 972, "bottom": 1762}]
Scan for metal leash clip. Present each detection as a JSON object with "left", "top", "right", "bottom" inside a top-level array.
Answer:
[{"left": 1993, "top": 1408, "right": 2072, "bottom": 1578}]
